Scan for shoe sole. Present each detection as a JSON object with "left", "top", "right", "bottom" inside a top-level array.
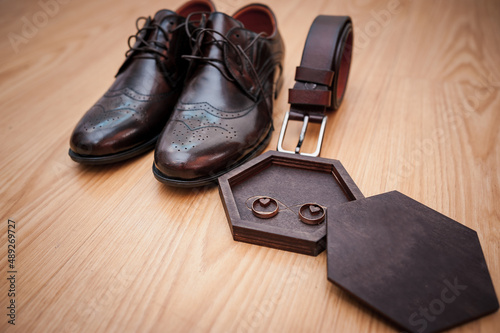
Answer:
[
  {"left": 68, "top": 135, "right": 159, "bottom": 165},
  {"left": 152, "top": 127, "right": 273, "bottom": 187}
]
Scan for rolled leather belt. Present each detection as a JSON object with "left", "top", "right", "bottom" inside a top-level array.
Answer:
[{"left": 277, "top": 15, "right": 353, "bottom": 156}]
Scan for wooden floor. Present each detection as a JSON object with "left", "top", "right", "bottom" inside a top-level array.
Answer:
[{"left": 1, "top": 0, "right": 499, "bottom": 332}]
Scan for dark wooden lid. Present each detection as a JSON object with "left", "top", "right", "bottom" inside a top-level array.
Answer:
[{"left": 326, "top": 190, "right": 499, "bottom": 333}]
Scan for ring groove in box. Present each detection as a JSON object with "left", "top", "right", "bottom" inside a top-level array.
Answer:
[{"left": 218, "top": 150, "right": 364, "bottom": 255}]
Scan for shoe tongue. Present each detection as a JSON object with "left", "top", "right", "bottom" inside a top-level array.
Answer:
[
  {"left": 153, "top": 9, "right": 177, "bottom": 24},
  {"left": 206, "top": 12, "right": 243, "bottom": 36},
  {"left": 135, "top": 9, "right": 176, "bottom": 50},
  {"left": 147, "top": 9, "right": 177, "bottom": 42},
  {"left": 199, "top": 12, "right": 243, "bottom": 60},
  {"left": 118, "top": 9, "right": 178, "bottom": 76}
]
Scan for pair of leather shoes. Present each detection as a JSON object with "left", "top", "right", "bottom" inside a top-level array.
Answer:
[{"left": 69, "top": 0, "right": 284, "bottom": 187}]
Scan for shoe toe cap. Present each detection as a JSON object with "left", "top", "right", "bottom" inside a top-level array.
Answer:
[
  {"left": 69, "top": 109, "right": 147, "bottom": 156},
  {"left": 69, "top": 128, "right": 113, "bottom": 156},
  {"left": 154, "top": 147, "right": 213, "bottom": 180}
]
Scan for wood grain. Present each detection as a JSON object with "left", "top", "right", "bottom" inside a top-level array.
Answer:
[{"left": 1, "top": 0, "right": 499, "bottom": 332}]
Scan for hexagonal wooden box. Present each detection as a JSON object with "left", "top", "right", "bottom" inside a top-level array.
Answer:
[{"left": 218, "top": 150, "right": 364, "bottom": 255}]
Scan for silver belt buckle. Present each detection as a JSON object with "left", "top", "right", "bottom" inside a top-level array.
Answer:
[{"left": 276, "top": 111, "right": 327, "bottom": 157}]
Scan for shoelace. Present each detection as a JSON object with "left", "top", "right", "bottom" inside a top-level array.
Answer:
[
  {"left": 182, "top": 12, "right": 268, "bottom": 100},
  {"left": 126, "top": 13, "right": 209, "bottom": 59},
  {"left": 123, "top": 13, "right": 207, "bottom": 85},
  {"left": 125, "top": 16, "right": 171, "bottom": 59}
]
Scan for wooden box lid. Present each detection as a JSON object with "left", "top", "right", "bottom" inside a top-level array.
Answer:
[{"left": 326, "top": 191, "right": 499, "bottom": 333}]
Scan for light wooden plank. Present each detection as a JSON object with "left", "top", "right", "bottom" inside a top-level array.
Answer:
[{"left": 0, "top": 0, "right": 498, "bottom": 332}]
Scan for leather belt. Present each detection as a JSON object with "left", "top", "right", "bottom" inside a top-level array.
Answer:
[{"left": 277, "top": 15, "right": 353, "bottom": 156}]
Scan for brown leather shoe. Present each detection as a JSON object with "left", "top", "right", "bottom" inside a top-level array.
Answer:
[
  {"left": 153, "top": 4, "right": 284, "bottom": 186},
  {"left": 69, "top": 0, "right": 215, "bottom": 164}
]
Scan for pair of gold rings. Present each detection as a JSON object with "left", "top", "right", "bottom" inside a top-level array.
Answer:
[{"left": 251, "top": 197, "right": 326, "bottom": 225}]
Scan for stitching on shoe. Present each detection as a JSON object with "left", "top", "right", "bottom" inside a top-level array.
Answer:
[
  {"left": 173, "top": 120, "right": 230, "bottom": 132},
  {"left": 178, "top": 101, "right": 255, "bottom": 113},
  {"left": 104, "top": 87, "right": 174, "bottom": 101},
  {"left": 176, "top": 102, "right": 255, "bottom": 119}
]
